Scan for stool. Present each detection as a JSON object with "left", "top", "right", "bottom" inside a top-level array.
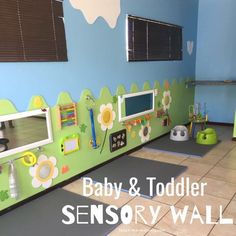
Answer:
[{"left": 170, "top": 125, "right": 189, "bottom": 141}]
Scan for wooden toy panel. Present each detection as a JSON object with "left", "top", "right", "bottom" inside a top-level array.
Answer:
[
  {"left": 57, "top": 103, "right": 78, "bottom": 129},
  {"left": 109, "top": 129, "right": 127, "bottom": 152}
]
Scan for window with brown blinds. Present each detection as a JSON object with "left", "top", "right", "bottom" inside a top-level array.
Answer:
[
  {"left": 0, "top": 0, "right": 67, "bottom": 62},
  {"left": 127, "top": 15, "right": 182, "bottom": 62}
]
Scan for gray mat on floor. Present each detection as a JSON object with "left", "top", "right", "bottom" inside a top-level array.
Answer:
[
  {"left": 0, "top": 189, "right": 121, "bottom": 236},
  {"left": 144, "top": 135, "right": 220, "bottom": 157},
  {"left": 84, "top": 155, "right": 187, "bottom": 198}
]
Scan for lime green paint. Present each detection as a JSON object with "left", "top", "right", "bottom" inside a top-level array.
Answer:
[
  {"left": 0, "top": 79, "right": 194, "bottom": 211},
  {"left": 28, "top": 96, "right": 49, "bottom": 110},
  {"left": 0, "top": 100, "right": 17, "bottom": 115},
  {"left": 154, "top": 81, "right": 161, "bottom": 89},
  {"left": 116, "top": 85, "right": 126, "bottom": 95},
  {"left": 57, "top": 92, "right": 74, "bottom": 105},
  {"left": 143, "top": 81, "right": 151, "bottom": 90},
  {"left": 130, "top": 84, "right": 139, "bottom": 93}
]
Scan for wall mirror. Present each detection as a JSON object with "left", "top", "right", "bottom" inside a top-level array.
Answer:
[
  {"left": 118, "top": 90, "right": 155, "bottom": 122},
  {"left": 0, "top": 108, "right": 53, "bottom": 159}
]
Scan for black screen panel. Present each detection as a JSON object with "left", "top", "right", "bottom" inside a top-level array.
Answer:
[{"left": 125, "top": 94, "right": 153, "bottom": 117}]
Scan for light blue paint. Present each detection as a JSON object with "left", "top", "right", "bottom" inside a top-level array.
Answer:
[
  {"left": 0, "top": 0, "right": 198, "bottom": 111},
  {"left": 195, "top": 0, "right": 236, "bottom": 123}
]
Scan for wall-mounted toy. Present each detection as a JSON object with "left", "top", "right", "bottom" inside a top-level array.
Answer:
[
  {"left": 156, "top": 108, "right": 171, "bottom": 127},
  {"left": 86, "top": 95, "right": 100, "bottom": 149},
  {"left": 109, "top": 129, "right": 127, "bottom": 152},
  {"left": 189, "top": 103, "right": 208, "bottom": 137},
  {"left": 21, "top": 151, "right": 37, "bottom": 167},
  {"left": 89, "top": 108, "right": 99, "bottom": 149},
  {"left": 57, "top": 102, "right": 78, "bottom": 129},
  {"left": 162, "top": 114, "right": 171, "bottom": 127},
  {"left": 123, "top": 114, "right": 152, "bottom": 133},
  {"left": 60, "top": 134, "right": 80, "bottom": 155},
  {"left": 155, "top": 89, "right": 172, "bottom": 127},
  {"left": 156, "top": 108, "right": 165, "bottom": 118},
  {"left": 8, "top": 160, "right": 20, "bottom": 199}
]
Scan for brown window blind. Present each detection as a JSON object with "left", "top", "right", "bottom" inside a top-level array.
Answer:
[
  {"left": 0, "top": 0, "right": 67, "bottom": 62},
  {"left": 127, "top": 15, "right": 182, "bottom": 62}
]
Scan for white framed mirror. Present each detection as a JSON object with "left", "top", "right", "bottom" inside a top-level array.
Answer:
[
  {"left": 0, "top": 108, "right": 53, "bottom": 159},
  {"left": 118, "top": 90, "right": 155, "bottom": 122}
]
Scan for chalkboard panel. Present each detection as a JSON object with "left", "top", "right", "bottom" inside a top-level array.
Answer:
[
  {"left": 125, "top": 94, "right": 153, "bottom": 116},
  {"left": 109, "top": 129, "right": 127, "bottom": 152}
]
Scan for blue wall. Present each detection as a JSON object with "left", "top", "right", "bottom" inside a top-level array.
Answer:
[
  {"left": 0, "top": 0, "right": 198, "bottom": 111},
  {"left": 195, "top": 0, "right": 236, "bottom": 123}
]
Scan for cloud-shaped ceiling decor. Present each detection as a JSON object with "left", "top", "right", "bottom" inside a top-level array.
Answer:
[{"left": 69, "top": 0, "right": 121, "bottom": 28}]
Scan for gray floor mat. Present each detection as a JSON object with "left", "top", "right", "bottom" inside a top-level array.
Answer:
[
  {"left": 84, "top": 155, "right": 187, "bottom": 198},
  {"left": 144, "top": 135, "right": 220, "bottom": 157},
  {"left": 0, "top": 189, "right": 121, "bottom": 236}
]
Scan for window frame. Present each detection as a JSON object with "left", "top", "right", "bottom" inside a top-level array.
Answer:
[
  {"left": 126, "top": 15, "right": 183, "bottom": 62},
  {"left": 0, "top": 0, "right": 67, "bottom": 62}
]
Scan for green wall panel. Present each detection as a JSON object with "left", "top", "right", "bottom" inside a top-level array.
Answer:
[{"left": 0, "top": 79, "right": 194, "bottom": 211}]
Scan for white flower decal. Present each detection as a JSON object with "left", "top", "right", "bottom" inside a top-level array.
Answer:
[
  {"left": 97, "top": 103, "right": 116, "bottom": 131},
  {"left": 139, "top": 122, "right": 151, "bottom": 143},
  {"left": 29, "top": 155, "right": 58, "bottom": 189},
  {"left": 162, "top": 90, "right": 172, "bottom": 111}
]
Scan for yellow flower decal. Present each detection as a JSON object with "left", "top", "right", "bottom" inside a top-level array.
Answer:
[
  {"left": 162, "top": 90, "right": 172, "bottom": 111},
  {"left": 97, "top": 103, "right": 116, "bottom": 131},
  {"left": 29, "top": 155, "right": 58, "bottom": 189}
]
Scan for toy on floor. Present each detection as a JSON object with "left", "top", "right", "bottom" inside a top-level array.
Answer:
[
  {"left": 196, "top": 128, "right": 218, "bottom": 145},
  {"left": 170, "top": 125, "right": 189, "bottom": 141},
  {"left": 189, "top": 103, "right": 208, "bottom": 137}
]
